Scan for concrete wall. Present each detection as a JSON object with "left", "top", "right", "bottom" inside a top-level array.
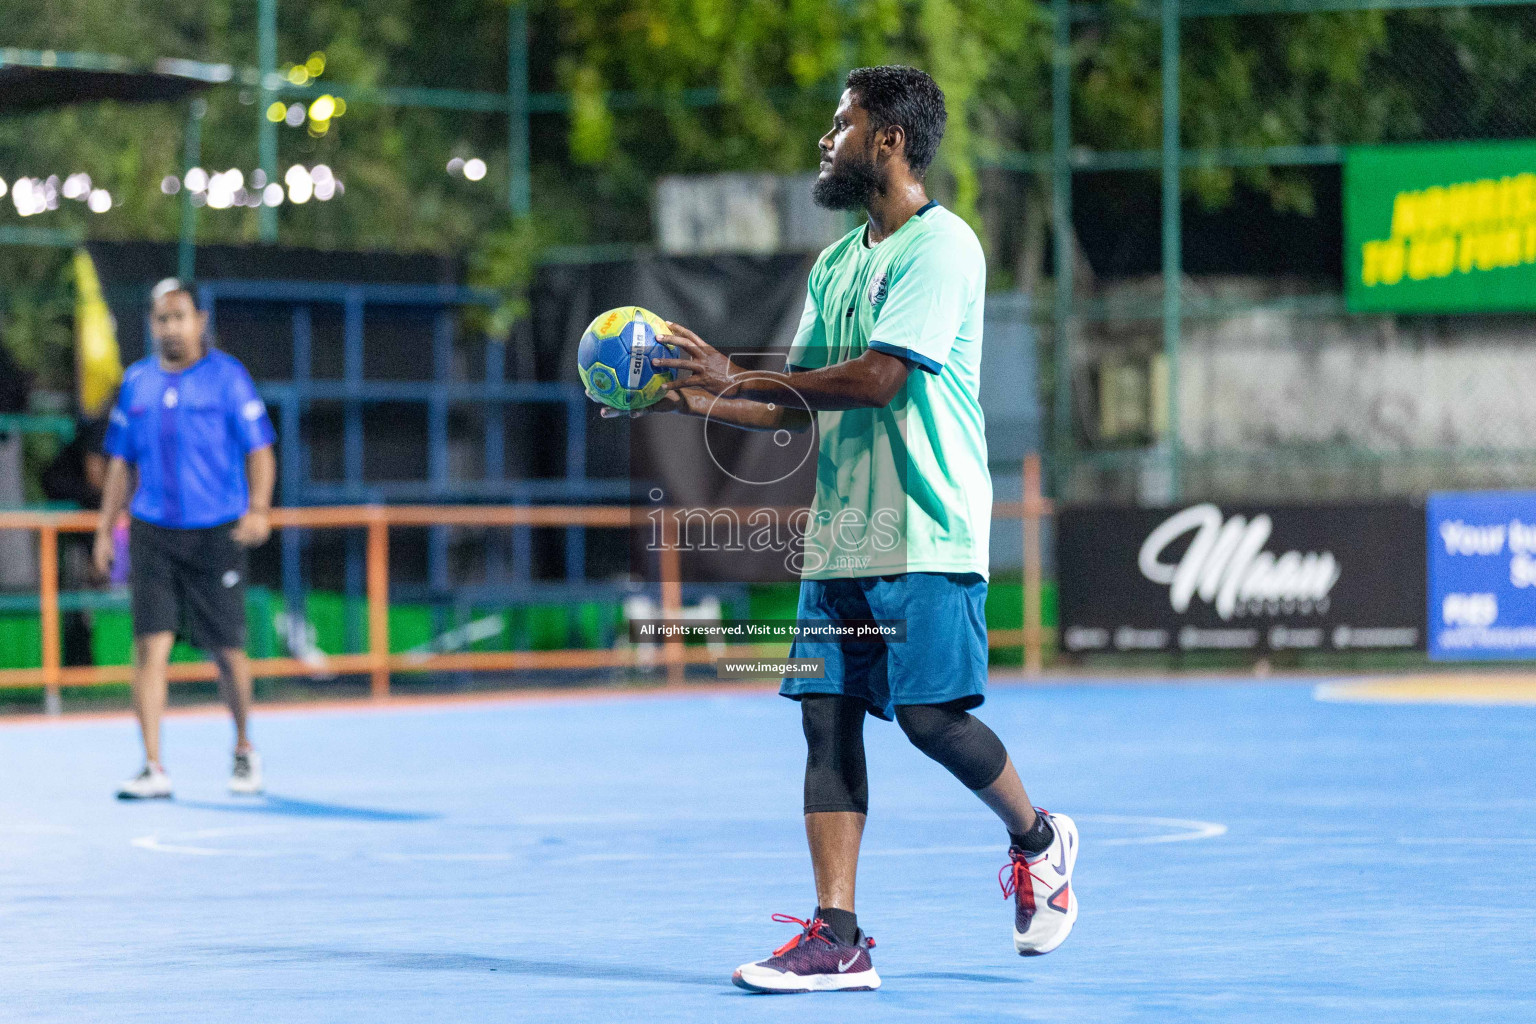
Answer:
[{"left": 1067, "top": 276, "right": 1536, "bottom": 502}]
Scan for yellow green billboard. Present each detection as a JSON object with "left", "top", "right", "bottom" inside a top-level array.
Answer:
[{"left": 1346, "top": 141, "right": 1536, "bottom": 313}]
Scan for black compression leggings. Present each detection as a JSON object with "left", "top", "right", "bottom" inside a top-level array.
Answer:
[
  {"left": 801, "top": 695, "right": 1011, "bottom": 814},
  {"left": 802, "top": 694, "right": 869, "bottom": 814}
]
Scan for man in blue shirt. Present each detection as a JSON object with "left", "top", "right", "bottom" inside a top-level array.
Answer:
[{"left": 94, "top": 278, "right": 277, "bottom": 800}]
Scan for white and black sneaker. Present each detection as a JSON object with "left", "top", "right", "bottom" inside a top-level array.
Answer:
[
  {"left": 117, "top": 764, "right": 173, "bottom": 800},
  {"left": 228, "top": 750, "right": 263, "bottom": 796},
  {"left": 1002, "top": 809, "right": 1079, "bottom": 955}
]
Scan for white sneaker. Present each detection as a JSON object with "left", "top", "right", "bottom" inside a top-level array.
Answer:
[
  {"left": 228, "top": 750, "right": 264, "bottom": 795},
  {"left": 117, "top": 764, "right": 173, "bottom": 800},
  {"left": 1002, "top": 810, "right": 1079, "bottom": 956}
]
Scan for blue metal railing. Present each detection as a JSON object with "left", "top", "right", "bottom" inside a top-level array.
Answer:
[{"left": 195, "top": 278, "right": 628, "bottom": 650}]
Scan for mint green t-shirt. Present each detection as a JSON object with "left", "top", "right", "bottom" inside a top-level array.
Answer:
[{"left": 787, "top": 202, "right": 991, "bottom": 580}]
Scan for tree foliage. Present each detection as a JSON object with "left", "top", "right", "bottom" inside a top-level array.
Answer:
[{"left": 1, "top": 0, "right": 1534, "bottom": 322}]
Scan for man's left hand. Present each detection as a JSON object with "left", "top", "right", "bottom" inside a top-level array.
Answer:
[
  {"left": 231, "top": 510, "right": 271, "bottom": 548},
  {"left": 652, "top": 322, "right": 744, "bottom": 397}
]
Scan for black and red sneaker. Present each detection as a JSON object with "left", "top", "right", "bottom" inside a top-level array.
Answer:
[{"left": 732, "top": 914, "right": 880, "bottom": 993}]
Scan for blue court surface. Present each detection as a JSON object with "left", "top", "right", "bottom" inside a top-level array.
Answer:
[{"left": 3, "top": 678, "right": 1534, "bottom": 1023}]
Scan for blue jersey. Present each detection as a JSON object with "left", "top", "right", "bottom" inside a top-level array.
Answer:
[{"left": 104, "top": 350, "right": 276, "bottom": 529}]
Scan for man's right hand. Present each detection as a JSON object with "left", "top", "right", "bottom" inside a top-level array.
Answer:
[{"left": 92, "top": 529, "right": 115, "bottom": 579}]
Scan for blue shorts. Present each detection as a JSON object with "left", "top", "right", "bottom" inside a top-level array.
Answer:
[{"left": 780, "top": 572, "right": 989, "bottom": 721}]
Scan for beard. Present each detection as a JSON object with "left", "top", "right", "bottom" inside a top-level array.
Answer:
[
  {"left": 811, "top": 151, "right": 882, "bottom": 211},
  {"left": 158, "top": 335, "right": 199, "bottom": 362}
]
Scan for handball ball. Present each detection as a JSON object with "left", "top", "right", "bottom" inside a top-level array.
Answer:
[{"left": 577, "top": 306, "right": 678, "bottom": 411}]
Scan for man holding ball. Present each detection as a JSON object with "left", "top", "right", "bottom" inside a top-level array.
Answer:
[
  {"left": 95, "top": 278, "right": 276, "bottom": 800},
  {"left": 613, "top": 66, "right": 1078, "bottom": 992}
]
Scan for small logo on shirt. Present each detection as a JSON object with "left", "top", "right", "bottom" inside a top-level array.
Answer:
[
  {"left": 163, "top": 388, "right": 179, "bottom": 409},
  {"left": 866, "top": 272, "right": 889, "bottom": 307},
  {"left": 222, "top": 570, "right": 240, "bottom": 588},
  {"left": 242, "top": 399, "right": 265, "bottom": 421}
]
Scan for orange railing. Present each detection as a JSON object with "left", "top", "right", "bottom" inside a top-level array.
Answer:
[{"left": 0, "top": 455, "right": 1051, "bottom": 704}]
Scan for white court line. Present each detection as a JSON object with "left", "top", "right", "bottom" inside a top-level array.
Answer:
[
  {"left": 571, "top": 815, "right": 1228, "bottom": 862},
  {"left": 1083, "top": 814, "right": 1229, "bottom": 846},
  {"left": 1313, "top": 683, "right": 1359, "bottom": 703},
  {"left": 130, "top": 828, "right": 522, "bottom": 860},
  {"left": 130, "top": 813, "right": 1229, "bottom": 859},
  {"left": 131, "top": 826, "right": 281, "bottom": 857}
]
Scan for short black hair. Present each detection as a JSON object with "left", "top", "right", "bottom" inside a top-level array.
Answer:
[
  {"left": 150, "top": 277, "right": 204, "bottom": 310},
  {"left": 845, "top": 65, "right": 948, "bottom": 176}
]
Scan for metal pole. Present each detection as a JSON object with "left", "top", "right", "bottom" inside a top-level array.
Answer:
[
  {"left": 1050, "top": 0, "right": 1073, "bottom": 497},
  {"left": 178, "top": 98, "right": 205, "bottom": 281},
  {"left": 484, "top": 341, "right": 507, "bottom": 585},
  {"left": 1161, "top": 0, "right": 1182, "bottom": 498},
  {"left": 658, "top": 512, "right": 684, "bottom": 687},
  {"left": 1022, "top": 454, "right": 1044, "bottom": 677},
  {"left": 284, "top": 309, "right": 310, "bottom": 624},
  {"left": 507, "top": 3, "right": 530, "bottom": 217},
  {"left": 39, "top": 524, "right": 60, "bottom": 714},
  {"left": 366, "top": 512, "right": 391, "bottom": 699},
  {"left": 257, "top": 0, "right": 279, "bottom": 241},
  {"left": 428, "top": 310, "right": 451, "bottom": 596},
  {"left": 342, "top": 288, "right": 365, "bottom": 654},
  {"left": 565, "top": 395, "right": 586, "bottom": 582}
]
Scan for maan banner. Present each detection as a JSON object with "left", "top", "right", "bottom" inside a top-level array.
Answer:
[{"left": 1058, "top": 502, "right": 1426, "bottom": 655}]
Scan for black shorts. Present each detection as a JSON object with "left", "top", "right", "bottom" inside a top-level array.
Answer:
[{"left": 129, "top": 518, "right": 248, "bottom": 650}]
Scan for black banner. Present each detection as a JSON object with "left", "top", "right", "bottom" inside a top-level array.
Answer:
[
  {"left": 1057, "top": 501, "right": 1426, "bottom": 654},
  {"left": 533, "top": 253, "right": 820, "bottom": 583}
]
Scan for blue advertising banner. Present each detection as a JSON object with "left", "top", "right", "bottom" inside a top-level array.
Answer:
[{"left": 1427, "top": 491, "right": 1536, "bottom": 660}]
